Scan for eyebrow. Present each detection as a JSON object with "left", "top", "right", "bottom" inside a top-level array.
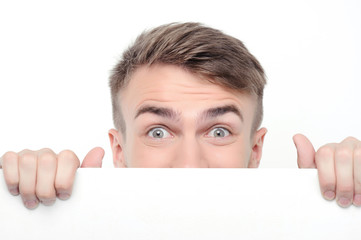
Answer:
[
  {"left": 201, "top": 104, "right": 244, "bottom": 123},
  {"left": 134, "top": 104, "right": 243, "bottom": 123},
  {"left": 134, "top": 105, "right": 180, "bottom": 121}
]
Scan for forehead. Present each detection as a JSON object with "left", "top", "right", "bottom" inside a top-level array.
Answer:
[{"left": 119, "top": 64, "right": 256, "bottom": 117}]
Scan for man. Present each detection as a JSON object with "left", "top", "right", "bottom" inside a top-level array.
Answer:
[{"left": 1, "top": 22, "right": 360, "bottom": 209}]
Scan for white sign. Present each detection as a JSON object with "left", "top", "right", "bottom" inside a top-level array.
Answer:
[{"left": 0, "top": 169, "right": 359, "bottom": 240}]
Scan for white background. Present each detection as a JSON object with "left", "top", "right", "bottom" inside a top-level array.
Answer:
[{"left": 0, "top": 0, "right": 360, "bottom": 168}]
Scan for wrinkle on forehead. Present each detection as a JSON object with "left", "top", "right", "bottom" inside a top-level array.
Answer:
[
  {"left": 134, "top": 82, "right": 230, "bottom": 101},
  {"left": 129, "top": 80, "right": 250, "bottom": 110},
  {"left": 119, "top": 64, "right": 256, "bottom": 120}
]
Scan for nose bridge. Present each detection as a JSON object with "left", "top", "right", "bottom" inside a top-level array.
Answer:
[{"left": 173, "top": 135, "right": 205, "bottom": 168}]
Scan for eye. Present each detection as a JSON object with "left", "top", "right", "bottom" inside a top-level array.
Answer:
[
  {"left": 147, "top": 127, "right": 171, "bottom": 139},
  {"left": 207, "top": 127, "right": 231, "bottom": 138}
]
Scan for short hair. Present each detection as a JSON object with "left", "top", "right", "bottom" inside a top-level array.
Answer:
[{"left": 109, "top": 22, "right": 266, "bottom": 136}]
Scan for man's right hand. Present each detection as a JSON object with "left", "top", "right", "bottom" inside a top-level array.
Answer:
[{"left": 0, "top": 147, "right": 104, "bottom": 209}]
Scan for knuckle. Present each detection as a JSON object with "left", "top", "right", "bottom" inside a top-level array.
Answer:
[
  {"left": 39, "top": 148, "right": 55, "bottom": 154},
  {"left": 335, "top": 146, "right": 353, "bottom": 163},
  {"left": 38, "top": 152, "right": 56, "bottom": 165},
  {"left": 58, "top": 150, "right": 76, "bottom": 161},
  {"left": 59, "top": 149, "right": 76, "bottom": 157},
  {"left": 316, "top": 145, "right": 334, "bottom": 161},
  {"left": 58, "top": 150, "right": 80, "bottom": 167},
  {"left": 19, "top": 152, "right": 37, "bottom": 169},
  {"left": 18, "top": 149, "right": 33, "bottom": 155},
  {"left": 2, "top": 152, "right": 17, "bottom": 170},
  {"left": 343, "top": 136, "right": 358, "bottom": 143},
  {"left": 2, "top": 151, "right": 18, "bottom": 165}
]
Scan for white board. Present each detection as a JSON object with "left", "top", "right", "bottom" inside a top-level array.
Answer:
[{"left": 0, "top": 169, "right": 360, "bottom": 240}]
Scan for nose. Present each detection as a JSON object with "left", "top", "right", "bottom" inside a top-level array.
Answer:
[{"left": 172, "top": 136, "right": 207, "bottom": 168}]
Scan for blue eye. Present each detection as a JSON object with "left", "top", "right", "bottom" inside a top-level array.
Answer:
[
  {"left": 148, "top": 127, "right": 171, "bottom": 139},
  {"left": 207, "top": 127, "right": 230, "bottom": 138}
]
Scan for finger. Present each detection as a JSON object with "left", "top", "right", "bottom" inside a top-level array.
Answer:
[
  {"left": 334, "top": 138, "right": 356, "bottom": 208},
  {"left": 315, "top": 144, "right": 337, "bottom": 201},
  {"left": 293, "top": 134, "right": 316, "bottom": 168},
  {"left": 18, "top": 150, "right": 39, "bottom": 209},
  {"left": 1, "top": 152, "right": 20, "bottom": 195},
  {"left": 354, "top": 143, "right": 361, "bottom": 206},
  {"left": 36, "top": 149, "right": 57, "bottom": 206},
  {"left": 55, "top": 150, "right": 80, "bottom": 200},
  {"left": 81, "top": 147, "right": 105, "bottom": 168}
]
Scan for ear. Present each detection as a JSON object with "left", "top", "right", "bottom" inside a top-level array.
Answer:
[
  {"left": 248, "top": 127, "right": 267, "bottom": 168},
  {"left": 108, "top": 128, "right": 127, "bottom": 168}
]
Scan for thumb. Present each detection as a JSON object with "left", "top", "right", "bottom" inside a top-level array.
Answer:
[
  {"left": 293, "top": 133, "right": 316, "bottom": 168},
  {"left": 81, "top": 147, "right": 105, "bottom": 168}
]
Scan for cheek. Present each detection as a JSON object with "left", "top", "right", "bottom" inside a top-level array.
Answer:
[
  {"left": 204, "top": 142, "right": 250, "bottom": 168},
  {"left": 127, "top": 139, "right": 175, "bottom": 167}
]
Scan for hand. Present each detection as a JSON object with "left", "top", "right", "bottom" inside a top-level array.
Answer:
[
  {"left": 0, "top": 147, "right": 104, "bottom": 209},
  {"left": 293, "top": 134, "right": 361, "bottom": 208}
]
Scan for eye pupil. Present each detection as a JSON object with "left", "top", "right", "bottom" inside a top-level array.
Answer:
[
  {"left": 153, "top": 129, "right": 164, "bottom": 138},
  {"left": 214, "top": 129, "right": 225, "bottom": 137}
]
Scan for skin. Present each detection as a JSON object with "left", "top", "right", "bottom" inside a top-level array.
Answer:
[
  {"left": 108, "top": 64, "right": 266, "bottom": 168},
  {"left": 0, "top": 64, "right": 360, "bottom": 209},
  {"left": 294, "top": 135, "right": 361, "bottom": 207}
]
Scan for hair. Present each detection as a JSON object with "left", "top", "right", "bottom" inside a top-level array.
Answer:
[{"left": 109, "top": 22, "right": 266, "bottom": 136}]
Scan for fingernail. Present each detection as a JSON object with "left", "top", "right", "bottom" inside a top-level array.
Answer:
[
  {"left": 25, "top": 200, "right": 39, "bottom": 209},
  {"left": 353, "top": 195, "right": 361, "bottom": 206},
  {"left": 324, "top": 191, "right": 335, "bottom": 200},
  {"left": 41, "top": 199, "right": 56, "bottom": 206},
  {"left": 57, "top": 193, "right": 70, "bottom": 200},
  {"left": 338, "top": 197, "right": 351, "bottom": 207},
  {"left": 9, "top": 187, "right": 19, "bottom": 196}
]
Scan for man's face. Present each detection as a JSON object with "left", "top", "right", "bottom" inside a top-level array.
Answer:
[{"left": 109, "top": 64, "right": 266, "bottom": 168}]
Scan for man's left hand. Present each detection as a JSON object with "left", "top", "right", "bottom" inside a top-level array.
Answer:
[{"left": 293, "top": 134, "right": 361, "bottom": 208}]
